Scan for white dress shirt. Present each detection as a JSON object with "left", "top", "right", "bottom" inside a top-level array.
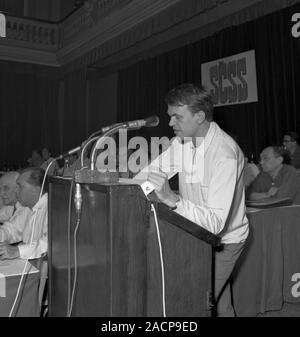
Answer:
[
  {"left": 135, "top": 122, "right": 249, "bottom": 244},
  {"left": 0, "top": 202, "right": 32, "bottom": 242},
  {"left": 17, "top": 193, "right": 48, "bottom": 260},
  {"left": 0, "top": 205, "right": 15, "bottom": 223}
]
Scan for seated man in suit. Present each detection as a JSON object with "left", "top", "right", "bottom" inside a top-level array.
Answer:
[
  {"left": 0, "top": 167, "right": 48, "bottom": 260},
  {"left": 247, "top": 146, "right": 300, "bottom": 203},
  {"left": 0, "top": 171, "right": 31, "bottom": 224}
]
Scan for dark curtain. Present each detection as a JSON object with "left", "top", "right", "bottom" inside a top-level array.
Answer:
[
  {"left": 62, "top": 67, "right": 88, "bottom": 152},
  {"left": 0, "top": 62, "right": 90, "bottom": 169},
  {"left": 0, "top": 62, "right": 60, "bottom": 168},
  {"left": 88, "top": 73, "right": 118, "bottom": 135},
  {"left": 117, "top": 3, "right": 300, "bottom": 161},
  {"left": 0, "top": 0, "right": 24, "bottom": 16}
]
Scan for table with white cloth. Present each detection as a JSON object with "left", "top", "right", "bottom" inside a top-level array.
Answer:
[
  {"left": 0, "top": 258, "right": 40, "bottom": 317},
  {"left": 232, "top": 205, "right": 300, "bottom": 317}
]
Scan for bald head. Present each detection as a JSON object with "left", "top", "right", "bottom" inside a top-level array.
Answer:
[
  {"left": 0, "top": 171, "right": 20, "bottom": 206},
  {"left": 259, "top": 146, "right": 286, "bottom": 174}
]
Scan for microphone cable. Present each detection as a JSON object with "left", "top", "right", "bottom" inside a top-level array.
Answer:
[
  {"left": 67, "top": 213, "right": 81, "bottom": 317},
  {"left": 9, "top": 211, "right": 38, "bottom": 317},
  {"left": 66, "top": 176, "right": 75, "bottom": 316},
  {"left": 67, "top": 182, "right": 82, "bottom": 317},
  {"left": 150, "top": 203, "right": 166, "bottom": 317}
]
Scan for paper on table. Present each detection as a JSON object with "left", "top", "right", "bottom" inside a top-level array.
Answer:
[
  {"left": 118, "top": 177, "right": 145, "bottom": 185},
  {"left": 0, "top": 258, "right": 38, "bottom": 278},
  {"left": 119, "top": 169, "right": 178, "bottom": 196},
  {"left": 118, "top": 177, "right": 155, "bottom": 195}
]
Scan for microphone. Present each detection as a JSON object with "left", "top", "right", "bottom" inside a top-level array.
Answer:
[
  {"left": 87, "top": 116, "right": 159, "bottom": 139},
  {"left": 89, "top": 115, "right": 160, "bottom": 171},
  {"left": 55, "top": 146, "right": 81, "bottom": 160},
  {"left": 100, "top": 116, "right": 159, "bottom": 132},
  {"left": 126, "top": 115, "right": 159, "bottom": 129}
]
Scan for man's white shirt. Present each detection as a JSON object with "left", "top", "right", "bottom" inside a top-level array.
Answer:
[
  {"left": 0, "top": 194, "right": 48, "bottom": 259},
  {"left": 0, "top": 202, "right": 32, "bottom": 243},
  {"left": 18, "top": 193, "right": 48, "bottom": 259},
  {"left": 0, "top": 205, "right": 16, "bottom": 223},
  {"left": 135, "top": 122, "right": 249, "bottom": 244}
]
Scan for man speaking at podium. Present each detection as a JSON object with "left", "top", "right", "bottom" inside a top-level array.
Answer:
[{"left": 139, "top": 83, "right": 249, "bottom": 317}]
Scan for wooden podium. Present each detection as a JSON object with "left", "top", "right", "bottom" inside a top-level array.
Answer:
[{"left": 48, "top": 177, "right": 220, "bottom": 317}]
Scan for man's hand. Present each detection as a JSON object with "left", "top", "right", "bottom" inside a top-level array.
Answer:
[
  {"left": 0, "top": 243, "right": 20, "bottom": 260},
  {"left": 147, "top": 169, "right": 179, "bottom": 208},
  {"left": 267, "top": 186, "right": 278, "bottom": 198}
]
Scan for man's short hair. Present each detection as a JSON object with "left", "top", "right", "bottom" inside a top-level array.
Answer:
[
  {"left": 284, "top": 131, "right": 299, "bottom": 143},
  {"left": 271, "top": 146, "right": 291, "bottom": 165},
  {"left": 20, "top": 167, "right": 47, "bottom": 191},
  {"left": 164, "top": 83, "right": 214, "bottom": 121}
]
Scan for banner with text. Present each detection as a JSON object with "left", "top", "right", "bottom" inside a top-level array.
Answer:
[{"left": 201, "top": 50, "right": 258, "bottom": 107}]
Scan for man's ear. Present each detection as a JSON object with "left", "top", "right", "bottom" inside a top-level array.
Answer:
[
  {"left": 278, "top": 156, "right": 284, "bottom": 164},
  {"left": 195, "top": 111, "right": 206, "bottom": 124}
]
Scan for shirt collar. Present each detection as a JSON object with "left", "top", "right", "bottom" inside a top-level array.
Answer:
[
  {"left": 33, "top": 193, "right": 48, "bottom": 212},
  {"left": 15, "top": 201, "right": 23, "bottom": 209},
  {"left": 187, "top": 121, "right": 216, "bottom": 155}
]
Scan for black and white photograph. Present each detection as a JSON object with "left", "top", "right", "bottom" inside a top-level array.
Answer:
[{"left": 0, "top": 0, "right": 300, "bottom": 322}]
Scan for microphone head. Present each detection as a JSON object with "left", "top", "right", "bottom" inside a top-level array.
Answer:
[
  {"left": 144, "top": 115, "right": 159, "bottom": 127},
  {"left": 126, "top": 116, "right": 160, "bottom": 129}
]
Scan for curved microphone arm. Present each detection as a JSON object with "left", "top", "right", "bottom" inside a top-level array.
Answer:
[
  {"left": 85, "top": 127, "right": 107, "bottom": 142},
  {"left": 80, "top": 123, "right": 124, "bottom": 168},
  {"left": 80, "top": 135, "right": 99, "bottom": 168},
  {"left": 90, "top": 123, "right": 127, "bottom": 171}
]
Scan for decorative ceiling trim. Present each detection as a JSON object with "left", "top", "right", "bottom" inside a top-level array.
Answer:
[
  {"left": 57, "top": 0, "right": 182, "bottom": 65},
  {"left": 0, "top": 44, "right": 59, "bottom": 67},
  {"left": 0, "top": 0, "right": 299, "bottom": 70},
  {"left": 84, "top": 0, "right": 300, "bottom": 73}
]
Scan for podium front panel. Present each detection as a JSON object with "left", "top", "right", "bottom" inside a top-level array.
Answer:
[{"left": 48, "top": 178, "right": 214, "bottom": 316}]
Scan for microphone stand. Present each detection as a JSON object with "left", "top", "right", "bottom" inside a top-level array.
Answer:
[
  {"left": 75, "top": 123, "right": 128, "bottom": 184},
  {"left": 80, "top": 135, "right": 99, "bottom": 168},
  {"left": 90, "top": 123, "right": 126, "bottom": 170},
  {"left": 74, "top": 117, "right": 155, "bottom": 184},
  {"left": 80, "top": 123, "right": 124, "bottom": 168}
]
